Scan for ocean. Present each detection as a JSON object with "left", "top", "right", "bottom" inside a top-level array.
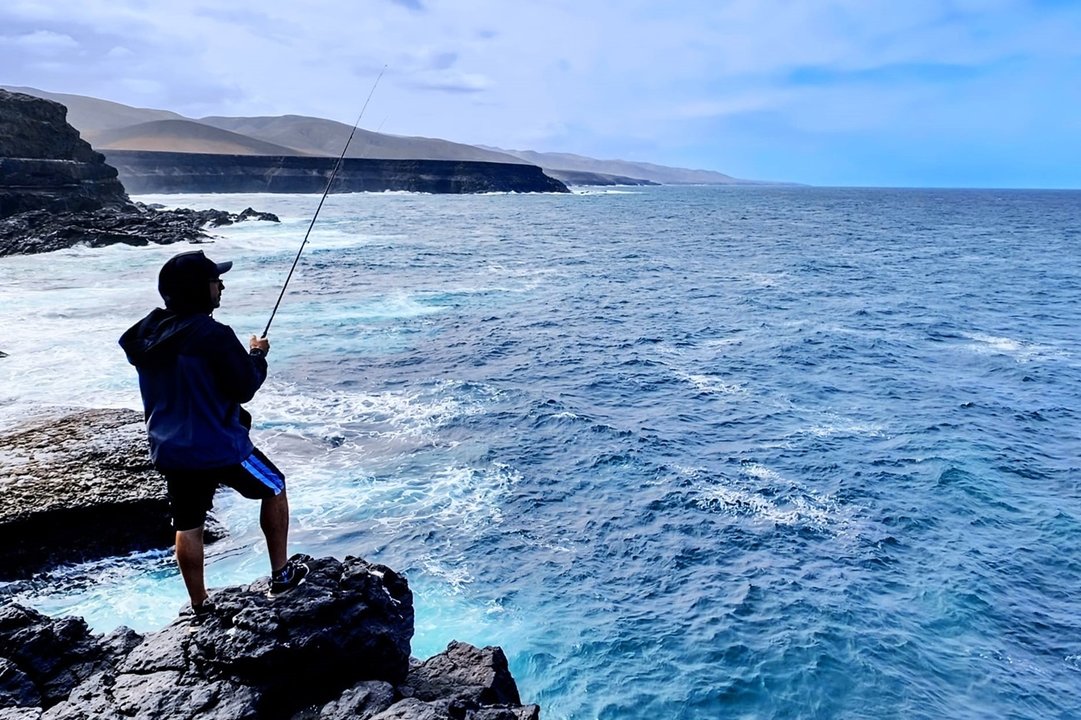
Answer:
[{"left": 1, "top": 185, "right": 1079, "bottom": 718}]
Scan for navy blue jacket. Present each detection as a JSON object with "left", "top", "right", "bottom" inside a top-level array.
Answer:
[{"left": 119, "top": 308, "right": 268, "bottom": 471}]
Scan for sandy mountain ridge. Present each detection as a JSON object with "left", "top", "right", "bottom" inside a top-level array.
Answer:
[
  {"left": 3, "top": 85, "right": 753, "bottom": 184},
  {"left": 89, "top": 119, "right": 304, "bottom": 156}
]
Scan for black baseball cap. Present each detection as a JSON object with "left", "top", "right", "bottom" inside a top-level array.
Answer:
[{"left": 158, "top": 250, "right": 233, "bottom": 311}]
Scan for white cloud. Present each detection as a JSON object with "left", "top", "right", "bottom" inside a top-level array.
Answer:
[
  {"left": 2, "top": 30, "right": 79, "bottom": 53},
  {"left": 1, "top": 1, "right": 63, "bottom": 22},
  {"left": 407, "top": 71, "right": 491, "bottom": 94},
  {"left": 105, "top": 46, "right": 134, "bottom": 60},
  {"left": 673, "top": 92, "right": 791, "bottom": 120},
  {"left": 0, "top": 0, "right": 1078, "bottom": 184}
]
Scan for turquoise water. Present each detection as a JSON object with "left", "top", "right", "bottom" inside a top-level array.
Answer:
[{"left": 1, "top": 186, "right": 1080, "bottom": 718}]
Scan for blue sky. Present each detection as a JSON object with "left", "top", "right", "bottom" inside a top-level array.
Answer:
[{"left": 1, "top": 0, "right": 1079, "bottom": 187}]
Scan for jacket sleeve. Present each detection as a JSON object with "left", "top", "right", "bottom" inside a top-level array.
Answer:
[{"left": 208, "top": 323, "right": 268, "bottom": 403}]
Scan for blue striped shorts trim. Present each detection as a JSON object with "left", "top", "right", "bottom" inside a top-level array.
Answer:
[
  {"left": 241, "top": 451, "right": 286, "bottom": 494},
  {"left": 164, "top": 447, "right": 286, "bottom": 531}
]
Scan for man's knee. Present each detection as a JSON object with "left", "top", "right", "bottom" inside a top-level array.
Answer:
[{"left": 176, "top": 526, "right": 205, "bottom": 545}]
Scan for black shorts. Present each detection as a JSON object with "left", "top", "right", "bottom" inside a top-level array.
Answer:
[{"left": 163, "top": 448, "right": 286, "bottom": 531}]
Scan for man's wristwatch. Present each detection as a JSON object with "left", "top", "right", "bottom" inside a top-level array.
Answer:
[{"left": 250, "top": 348, "right": 267, "bottom": 359}]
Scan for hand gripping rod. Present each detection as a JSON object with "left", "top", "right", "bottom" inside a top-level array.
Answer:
[{"left": 261, "top": 66, "right": 387, "bottom": 339}]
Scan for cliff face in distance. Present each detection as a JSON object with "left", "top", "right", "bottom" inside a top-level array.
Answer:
[
  {"left": 0, "top": 89, "right": 280, "bottom": 257},
  {"left": 0, "top": 89, "right": 132, "bottom": 218},
  {"left": 6, "top": 86, "right": 768, "bottom": 187},
  {"left": 1, "top": 87, "right": 568, "bottom": 207},
  {"left": 104, "top": 150, "right": 570, "bottom": 194}
]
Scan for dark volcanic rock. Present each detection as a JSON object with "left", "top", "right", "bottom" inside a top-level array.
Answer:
[
  {"left": 0, "top": 555, "right": 538, "bottom": 720},
  {"left": 391, "top": 641, "right": 538, "bottom": 720},
  {"left": 0, "top": 408, "right": 225, "bottom": 581},
  {"left": 0, "top": 603, "right": 139, "bottom": 710},
  {"left": 0, "top": 89, "right": 131, "bottom": 218},
  {"left": 316, "top": 680, "right": 397, "bottom": 719},
  {"left": 401, "top": 641, "right": 521, "bottom": 707},
  {"left": 103, "top": 150, "right": 570, "bottom": 195},
  {"left": 0, "top": 408, "right": 165, "bottom": 580},
  {"left": 186, "top": 556, "right": 414, "bottom": 690},
  {"left": 0, "top": 90, "right": 279, "bottom": 257},
  {"left": 0, "top": 204, "right": 280, "bottom": 258}
]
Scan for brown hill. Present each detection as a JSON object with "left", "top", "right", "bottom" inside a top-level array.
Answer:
[
  {"left": 4, "top": 86, "right": 773, "bottom": 184},
  {"left": 1, "top": 85, "right": 184, "bottom": 133},
  {"left": 87, "top": 119, "right": 306, "bottom": 156},
  {"left": 481, "top": 148, "right": 756, "bottom": 185},
  {"left": 199, "top": 115, "right": 525, "bottom": 163}
]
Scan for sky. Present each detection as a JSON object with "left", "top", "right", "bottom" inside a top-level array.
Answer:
[{"left": 1, "top": 0, "right": 1080, "bottom": 188}]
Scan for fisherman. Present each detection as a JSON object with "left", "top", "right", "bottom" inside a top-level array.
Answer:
[{"left": 119, "top": 250, "right": 307, "bottom": 618}]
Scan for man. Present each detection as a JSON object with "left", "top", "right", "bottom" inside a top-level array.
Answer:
[{"left": 119, "top": 250, "right": 307, "bottom": 617}]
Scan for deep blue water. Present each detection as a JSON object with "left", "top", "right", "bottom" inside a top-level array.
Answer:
[{"left": 2, "top": 186, "right": 1080, "bottom": 718}]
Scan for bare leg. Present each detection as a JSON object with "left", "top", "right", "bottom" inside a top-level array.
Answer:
[
  {"left": 261, "top": 490, "right": 290, "bottom": 573},
  {"left": 175, "top": 527, "right": 208, "bottom": 607}
]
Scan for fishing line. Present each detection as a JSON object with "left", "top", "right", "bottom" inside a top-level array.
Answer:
[{"left": 261, "top": 64, "right": 387, "bottom": 338}]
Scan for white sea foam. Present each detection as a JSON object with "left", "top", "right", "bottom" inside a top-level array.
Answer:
[
  {"left": 703, "top": 337, "right": 744, "bottom": 348},
  {"left": 741, "top": 463, "right": 786, "bottom": 484},
  {"left": 683, "top": 465, "right": 849, "bottom": 534},
  {"left": 695, "top": 484, "right": 840, "bottom": 530},
  {"left": 253, "top": 378, "right": 497, "bottom": 440},
  {"left": 745, "top": 272, "right": 787, "bottom": 288},
  {"left": 3, "top": 550, "right": 189, "bottom": 633},
  {"left": 680, "top": 372, "right": 748, "bottom": 396},
  {"left": 415, "top": 462, "right": 519, "bottom": 530},
  {"left": 960, "top": 331, "right": 1069, "bottom": 363},
  {"left": 800, "top": 413, "right": 886, "bottom": 439},
  {"left": 418, "top": 555, "right": 476, "bottom": 593},
  {"left": 966, "top": 333, "right": 1024, "bottom": 353}
]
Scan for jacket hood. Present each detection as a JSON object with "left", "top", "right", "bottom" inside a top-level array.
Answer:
[{"left": 119, "top": 308, "right": 205, "bottom": 367}]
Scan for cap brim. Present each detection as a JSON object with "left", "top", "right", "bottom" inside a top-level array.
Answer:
[{"left": 215, "top": 261, "right": 233, "bottom": 275}]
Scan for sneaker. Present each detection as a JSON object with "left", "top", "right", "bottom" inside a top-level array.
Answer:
[
  {"left": 268, "top": 560, "right": 309, "bottom": 596},
  {"left": 181, "top": 599, "right": 216, "bottom": 629}
]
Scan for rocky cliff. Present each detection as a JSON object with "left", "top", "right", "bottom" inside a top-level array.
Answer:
[
  {"left": 102, "top": 151, "right": 569, "bottom": 194},
  {"left": 0, "top": 556, "right": 539, "bottom": 719},
  {"left": 0, "top": 90, "right": 279, "bottom": 257},
  {"left": 0, "top": 408, "right": 229, "bottom": 581},
  {"left": 0, "top": 406, "right": 540, "bottom": 717},
  {"left": 0, "top": 89, "right": 131, "bottom": 217}
]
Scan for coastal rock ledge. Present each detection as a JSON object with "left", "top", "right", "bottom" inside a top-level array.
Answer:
[
  {"left": 0, "top": 408, "right": 228, "bottom": 581},
  {"left": 0, "top": 555, "right": 539, "bottom": 720},
  {"left": 0, "top": 88, "right": 278, "bottom": 258}
]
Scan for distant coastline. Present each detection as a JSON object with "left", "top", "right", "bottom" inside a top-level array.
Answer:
[
  {"left": 102, "top": 150, "right": 569, "bottom": 195},
  {"left": 4, "top": 85, "right": 776, "bottom": 188}
]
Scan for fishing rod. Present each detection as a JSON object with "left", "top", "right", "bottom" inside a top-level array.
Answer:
[{"left": 261, "top": 65, "right": 387, "bottom": 338}]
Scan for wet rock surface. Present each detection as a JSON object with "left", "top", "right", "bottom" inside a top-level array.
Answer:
[
  {"left": 0, "top": 408, "right": 227, "bottom": 581},
  {"left": 0, "top": 556, "right": 539, "bottom": 720},
  {"left": 0, "top": 203, "right": 279, "bottom": 257}
]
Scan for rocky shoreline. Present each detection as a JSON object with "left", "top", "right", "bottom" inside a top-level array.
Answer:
[
  {"left": 1, "top": 88, "right": 541, "bottom": 719},
  {"left": 0, "top": 203, "right": 279, "bottom": 258},
  {"left": 0, "top": 408, "right": 540, "bottom": 718},
  {"left": 0, "top": 408, "right": 228, "bottom": 581},
  {"left": 0, "top": 556, "right": 539, "bottom": 719},
  {"left": 0, "top": 88, "right": 279, "bottom": 258}
]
